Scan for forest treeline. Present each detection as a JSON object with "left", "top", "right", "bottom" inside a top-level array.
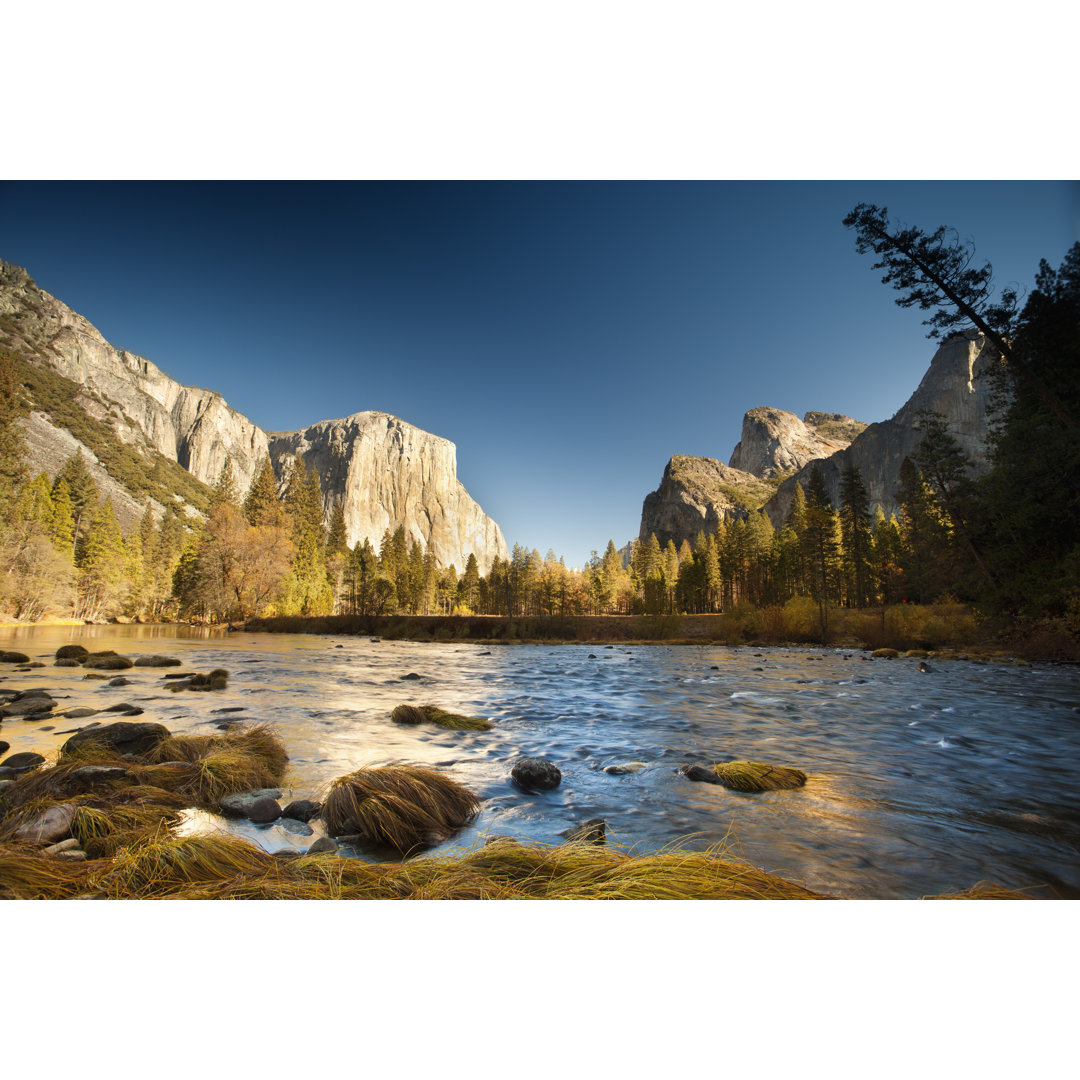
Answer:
[{"left": 1, "top": 216, "right": 1077, "bottom": 649}]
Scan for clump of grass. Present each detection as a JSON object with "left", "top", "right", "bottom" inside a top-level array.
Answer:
[
  {"left": 391, "top": 703, "right": 492, "bottom": 730},
  {"left": 321, "top": 765, "right": 481, "bottom": 854},
  {"left": 924, "top": 881, "right": 1045, "bottom": 900},
  {"left": 712, "top": 761, "right": 808, "bottom": 792},
  {"left": 0, "top": 841, "right": 101, "bottom": 899},
  {"left": 99, "top": 830, "right": 287, "bottom": 898},
  {"left": 143, "top": 723, "right": 289, "bottom": 805},
  {"left": 72, "top": 801, "right": 184, "bottom": 859}
]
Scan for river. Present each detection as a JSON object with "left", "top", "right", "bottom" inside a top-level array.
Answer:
[{"left": 2, "top": 624, "right": 1079, "bottom": 898}]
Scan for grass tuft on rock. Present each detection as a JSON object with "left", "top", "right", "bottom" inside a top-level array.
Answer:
[
  {"left": 321, "top": 765, "right": 481, "bottom": 854},
  {"left": 391, "top": 703, "right": 492, "bottom": 730},
  {"left": 712, "top": 760, "right": 808, "bottom": 792}
]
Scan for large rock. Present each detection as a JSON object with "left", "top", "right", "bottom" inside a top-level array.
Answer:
[
  {"left": 511, "top": 757, "right": 562, "bottom": 791},
  {"left": 729, "top": 408, "right": 864, "bottom": 478},
  {"left": 269, "top": 412, "right": 508, "bottom": 573},
  {"left": 763, "top": 333, "right": 998, "bottom": 527},
  {"left": 84, "top": 652, "right": 134, "bottom": 670},
  {"left": 0, "top": 751, "right": 46, "bottom": 773},
  {"left": 638, "top": 456, "right": 774, "bottom": 549},
  {"left": 0, "top": 692, "right": 57, "bottom": 717},
  {"left": 60, "top": 720, "right": 171, "bottom": 757},
  {"left": 218, "top": 788, "right": 284, "bottom": 817},
  {"left": 56, "top": 645, "right": 90, "bottom": 662}
]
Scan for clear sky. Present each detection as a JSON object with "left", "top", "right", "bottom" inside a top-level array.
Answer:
[{"left": 2, "top": 180, "right": 1076, "bottom": 567}]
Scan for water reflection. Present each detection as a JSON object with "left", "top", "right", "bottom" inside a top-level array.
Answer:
[{"left": 3, "top": 625, "right": 1080, "bottom": 898}]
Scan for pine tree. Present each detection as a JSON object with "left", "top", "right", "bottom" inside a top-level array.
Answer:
[
  {"left": 243, "top": 457, "right": 281, "bottom": 526},
  {"left": 54, "top": 451, "right": 99, "bottom": 554},
  {"left": 210, "top": 456, "right": 241, "bottom": 510},
  {"left": 327, "top": 499, "right": 349, "bottom": 557},
  {"left": 801, "top": 466, "right": 841, "bottom": 639},
  {"left": 76, "top": 498, "right": 127, "bottom": 620},
  {"left": 0, "top": 351, "right": 27, "bottom": 525},
  {"left": 839, "top": 463, "right": 874, "bottom": 608},
  {"left": 49, "top": 478, "right": 75, "bottom": 554}
]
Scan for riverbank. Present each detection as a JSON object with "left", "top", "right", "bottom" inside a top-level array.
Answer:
[{"left": 242, "top": 605, "right": 1079, "bottom": 661}]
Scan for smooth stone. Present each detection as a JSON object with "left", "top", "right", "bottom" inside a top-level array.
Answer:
[
  {"left": 0, "top": 751, "right": 47, "bottom": 772},
  {"left": 61, "top": 720, "right": 171, "bottom": 757},
  {"left": 103, "top": 703, "right": 143, "bottom": 715},
  {"left": 281, "top": 799, "right": 321, "bottom": 823},
  {"left": 56, "top": 850, "right": 87, "bottom": 861},
  {"left": 61, "top": 708, "right": 98, "bottom": 718},
  {"left": 14, "top": 801, "right": 77, "bottom": 844},
  {"left": 0, "top": 740, "right": 8, "bottom": 756},
  {"left": 248, "top": 797, "right": 283, "bottom": 824},
  {"left": 107, "top": 677, "right": 131, "bottom": 687},
  {"left": 274, "top": 817, "right": 314, "bottom": 836},
  {"left": 64, "top": 765, "right": 131, "bottom": 788},
  {"left": 306, "top": 836, "right": 339, "bottom": 855},
  {"left": 400, "top": 672, "right": 423, "bottom": 680},
  {"left": 133, "top": 655, "right": 183, "bottom": 667},
  {"left": 218, "top": 788, "right": 284, "bottom": 817},
  {"left": 0, "top": 651, "right": 31, "bottom": 663},
  {"left": 511, "top": 757, "right": 562, "bottom": 791},
  {"left": 55, "top": 659, "right": 82, "bottom": 667},
  {"left": 44, "top": 837, "right": 81, "bottom": 855},
  {"left": 604, "top": 761, "right": 648, "bottom": 776},
  {"left": 679, "top": 764, "right": 722, "bottom": 784},
  {"left": 0, "top": 695, "right": 57, "bottom": 717}
]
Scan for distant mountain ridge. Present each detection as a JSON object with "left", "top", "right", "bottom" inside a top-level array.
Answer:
[{"left": 0, "top": 259, "right": 509, "bottom": 571}]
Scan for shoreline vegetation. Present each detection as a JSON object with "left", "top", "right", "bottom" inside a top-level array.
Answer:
[{"left": 238, "top": 605, "right": 1078, "bottom": 662}]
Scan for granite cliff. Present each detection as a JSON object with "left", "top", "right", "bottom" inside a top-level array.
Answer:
[
  {"left": 729, "top": 408, "right": 865, "bottom": 478},
  {"left": 638, "top": 332, "right": 995, "bottom": 548},
  {"left": 762, "top": 332, "right": 997, "bottom": 527},
  {"left": 270, "top": 413, "right": 508, "bottom": 572},
  {"left": 0, "top": 259, "right": 508, "bottom": 570}
]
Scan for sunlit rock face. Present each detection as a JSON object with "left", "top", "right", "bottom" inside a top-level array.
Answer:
[
  {"left": 269, "top": 413, "right": 509, "bottom": 573},
  {"left": 729, "top": 407, "right": 864, "bottom": 478},
  {"left": 1, "top": 259, "right": 509, "bottom": 568},
  {"left": 0, "top": 260, "right": 269, "bottom": 494},
  {"left": 763, "top": 332, "right": 998, "bottom": 526},
  {"left": 638, "top": 455, "right": 775, "bottom": 549}
]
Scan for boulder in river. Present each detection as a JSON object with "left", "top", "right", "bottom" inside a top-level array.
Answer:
[
  {"left": 55, "top": 659, "right": 82, "bottom": 667},
  {"left": 0, "top": 751, "right": 46, "bottom": 773},
  {"left": 167, "top": 669, "right": 229, "bottom": 692},
  {"left": 281, "top": 799, "right": 321, "bottom": 823},
  {"left": 84, "top": 651, "right": 135, "bottom": 670},
  {"left": 306, "top": 836, "right": 340, "bottom": 855},
  {"left": 511, "top": 757, "right": 562, "bottom": 791},
  {"left": 248, "top": 796, "right": 283, "bottom": 823},
  {"left": 561, "top": 818, "right": 607, "bottom": 845},
  {"left": 0, "top": 691, "right": 57, "bottom": 718},
  {"left": 55, "top": 645, "right": 90, "bottom": 662},
  {"left": 0, "top": 651, "right": 31, "bottom": 663},
  {"left": 134, "top": 655, "right": 183, "bottom": 667},
  {"left": 871, "top": 648, "right": 900, "bottom": 659},
  {"left": 61, "top": 720, "right": 171, "bottom": 757}
]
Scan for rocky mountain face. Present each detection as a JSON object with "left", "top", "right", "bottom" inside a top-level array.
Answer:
[
  {"left": 0, "top": 259, "right": 509, "bottom": 570},
  {"left": 638, "top": 455, "right": 775, "bottom": 549},
  {"left": 270, "top": 413, "right": 508, "bottom": 572},
  {"left": 639, "top": 332, "right": 996, "bottom": 549},
  {"left": 762, "top": 332, "right": 997, "bottom": 527},
  {"left": 729, "top": 407, "right": 865, "bottom": 477}
]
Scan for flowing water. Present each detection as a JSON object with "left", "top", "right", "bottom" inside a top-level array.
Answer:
[{"left": 3, "top": 624, "right": 1080, "bottom": 899}]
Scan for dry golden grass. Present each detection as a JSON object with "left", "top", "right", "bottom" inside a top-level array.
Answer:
[
  {"left": 391, "top": 703, "right": 492, "bottom": 730},
  {"left": 321, "top": 765, "right": 482, "bottom": 854},
  {"left": 924, "top": 881, "right": 1047, "bottom": 900},
  {"left": 712, "top": 761, "right": 808, "bottom": 792},
  {"left": 0, "top": 842, "right": 103, "bottom": 899}
]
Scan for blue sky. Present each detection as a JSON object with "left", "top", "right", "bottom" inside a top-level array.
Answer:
[{"left": 2, "top": 180, "right": 1076, "bottom": 567}]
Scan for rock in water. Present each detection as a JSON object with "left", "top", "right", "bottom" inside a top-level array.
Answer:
[
  {"left": 511, "top": 757, "right": 562, "bottom": 791},
  {"left": 248, "top": 797, "right": 283, "bottom": 823},
  {"left": 55, "top": 645, "right": 90, "bottom": 662},
  {"left": 60, "top": 720, "right": 170, "bottom": 757}
]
